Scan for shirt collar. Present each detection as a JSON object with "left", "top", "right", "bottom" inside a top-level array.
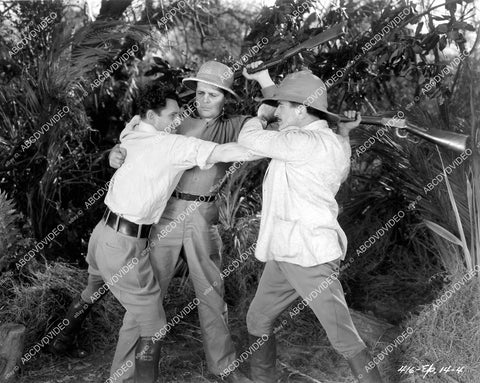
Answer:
[{"left": 135, "top": 120, "right": 162, "bottom": 133}]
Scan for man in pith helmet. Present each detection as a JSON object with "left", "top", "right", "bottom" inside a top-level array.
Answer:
[{"left": 239, "top": 67, "right": 383, "bottom": 383}]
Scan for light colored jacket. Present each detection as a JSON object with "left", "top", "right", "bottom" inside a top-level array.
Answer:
[{"left": 238, "top": 117, "right": 350, "bottom": 267}]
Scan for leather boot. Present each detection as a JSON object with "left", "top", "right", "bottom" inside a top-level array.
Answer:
[
  {"left": 249, "top": 333, "right": 276, "bottom": 383},
  {"left": 47, "top": 296, "right": 97, "bottom": 357},
  {"left": 134, "top": 337, "right": 161, "bottom": 383},
  {"left": 347, "top": 348, "right": 383, "bottom": 383}
]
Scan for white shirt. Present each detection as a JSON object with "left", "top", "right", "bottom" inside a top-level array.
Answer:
[
  {"left": 104, "top": 118, "right": 218, "bottom": 225},
  {"left": 238, "top": 117, "right": 351, "bottom": 267}
]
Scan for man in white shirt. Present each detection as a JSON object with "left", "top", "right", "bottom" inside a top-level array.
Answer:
[
  {"left": 84, "top": 83, "right": 254, "bottom": 383},
  {"left": 237, "top": 70, "right": 383, "bottom": 383}
]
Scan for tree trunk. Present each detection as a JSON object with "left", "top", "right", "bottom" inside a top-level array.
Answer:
[{"left": 0, "top": 324, "right": 25, "bottom": 383}]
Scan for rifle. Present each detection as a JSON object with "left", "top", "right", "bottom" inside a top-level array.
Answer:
[
  {"left": 179, "top": 24, "right": 344, "bottom": 98},
  {"left": 234, "top": 23, "right": 345, "bottom": 78},
  {"left": 338, "top": 115, "right": 470, "bottom": 153}
]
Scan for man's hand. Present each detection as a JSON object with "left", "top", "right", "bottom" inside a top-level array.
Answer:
[
  {"left": 243, "top": 61, "right": 275, "bottom": 88},
  {"left": 109, "top": 144, "right": 127, "bottom": 169},
  {"left": 337, "top": 110, "right": 361, "bottom": 138},
  {"left": 257, "top": 103, "right": 277, "bottom": 124}
]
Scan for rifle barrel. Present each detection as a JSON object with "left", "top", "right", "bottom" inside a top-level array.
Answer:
[{"left": 339, "top": 116, "right": 470, "bottom": 153}]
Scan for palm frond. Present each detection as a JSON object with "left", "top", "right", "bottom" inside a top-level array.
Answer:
[{"left": 0, "top": 16, "right": 151, "bottom": 237}]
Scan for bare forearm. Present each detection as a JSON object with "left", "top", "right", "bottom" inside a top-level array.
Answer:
[{"left": 337, "top": 126, "right": 351, "bottom": 138}]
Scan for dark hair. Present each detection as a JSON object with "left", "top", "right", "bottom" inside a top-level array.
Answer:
[{"left": 135, "top": 83, "right": 179, "bottom": 118}]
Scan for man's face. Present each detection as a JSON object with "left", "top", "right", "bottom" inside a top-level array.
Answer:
[
  {"left": 151, "top": 98, "right": 180, "bottom": 133},
  {"left": 195, "top": 82, "right": 225, "bottom": 119},
  {"left": 274, "top": 101, "right": 301, "bottom": 130}
]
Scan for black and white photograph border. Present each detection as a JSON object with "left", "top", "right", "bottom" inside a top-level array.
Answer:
[{"left": 0, "top": 0, "right": 479, "bottom": 382}]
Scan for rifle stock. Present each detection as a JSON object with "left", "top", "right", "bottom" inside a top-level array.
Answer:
[{"left": 339, "top": 115, "right": 470, "bottom": 153}]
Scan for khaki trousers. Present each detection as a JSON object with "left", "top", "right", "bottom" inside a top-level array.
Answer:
[
  {"left": 246, "top": 260, "right": 366, "bottom": 359},
  {"left": 101, "top": 196, "right": 236, "bottom": 381},
  {"left": 85, "top": 221, "right": 166, "bottom": 382}
]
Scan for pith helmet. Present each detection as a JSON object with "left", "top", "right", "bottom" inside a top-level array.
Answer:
[
  {"left": 261, "top": 70, "right": 339, "bottom": 122},
  {"left": 183, "top": 61, "right": 240, "bottom": 100}
]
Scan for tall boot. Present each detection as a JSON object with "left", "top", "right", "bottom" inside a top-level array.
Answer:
[
  {"left": 347, "top": 348, "right": 383, "bottom": 383},
  {"left": 47, "top": 296, "right": 98, "bottom": 357},
  {"left": 134, "top": 337, "right": 161, "bottom": 383},
  {"left": 249, "top": 333, "right": 276, "bottom": 383}
]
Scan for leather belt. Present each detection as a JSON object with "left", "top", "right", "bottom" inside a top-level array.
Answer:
[
  {"left": 172, "top": 190, "right": 216, "bottom": 203},
  {"left": 102, "top": 208, "right": 151, "bottom": 239}
]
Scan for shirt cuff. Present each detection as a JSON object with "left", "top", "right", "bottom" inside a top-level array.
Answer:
[{"left": 196, "top": 141, "right": 218, "bottom": 170}]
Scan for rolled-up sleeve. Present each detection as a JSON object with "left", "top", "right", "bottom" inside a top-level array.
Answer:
[
  {"left": 238, "top": 117, "right": 316, "bottom": 162},
  {"left": 171, "top": 136, "right": 218, "bottom": 170}
]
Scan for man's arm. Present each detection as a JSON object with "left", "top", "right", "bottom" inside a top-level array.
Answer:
[
  {"left": 171, "top": 136, "right": 262, "bottom": 170},
  {"left": 242, "top": 61, "right": 275, "bottom": 89},
  {"left": 206, "top": 143, "right": 260, "bottom": 164},
  {"left": 238, "top": 117, "right": 315, "bottom": 162}
]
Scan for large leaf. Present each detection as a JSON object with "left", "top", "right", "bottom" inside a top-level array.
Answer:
[
  {"left": 437, "top": 148, "right": 472, "bottom": 271},
  {"left": 423, "top": 219, "right": 463, "bottom": 246}
]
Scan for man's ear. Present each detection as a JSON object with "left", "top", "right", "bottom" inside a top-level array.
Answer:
[
  {"left": 296, "top": 103, "right": 307, "bottom": 118},
  {"left": 145, "top": 109, "right": 156, "bottom": 121}
]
